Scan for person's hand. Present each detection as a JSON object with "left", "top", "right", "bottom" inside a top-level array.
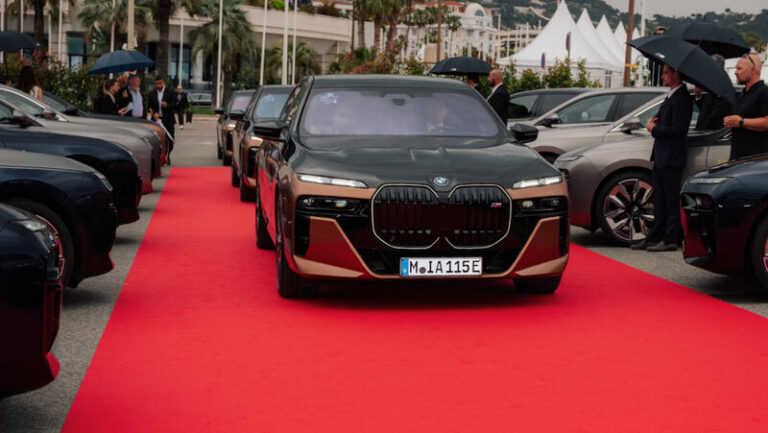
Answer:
[
  {"left": 724, "top": 115, "right": 742, "bottom": 129},
  {"left": 646, "top": 117, "right": 658, "bottom": 133},
  {"left": 118, "top": 107, "right": 127, "bottom": 115},
  {"left": 161, "top": 101, "right": 167, "bottom": 108}
]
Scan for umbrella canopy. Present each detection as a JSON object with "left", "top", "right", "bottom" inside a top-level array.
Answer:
[
  {"left": 88, "top": 50, "right": 155, "bottom": 75},
  {"left": 429, "top": 56, "right": 492, "bottom": 76},
  {"left": 628, "top": 35, "right": 735, "bottom": 104},
  {"left": 664, "top": 23, "right": 750, "bottom": 59},
  {"left": 0, "top": 31, "right": 39, "bottom": 52}
]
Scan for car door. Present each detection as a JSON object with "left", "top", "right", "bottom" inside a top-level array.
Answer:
[{"left": 704, "top": 130, "right": 732, "bottom": 167}]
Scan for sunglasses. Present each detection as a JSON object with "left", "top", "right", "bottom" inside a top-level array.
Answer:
[{"left": 742, "top": 54, "right": 757, "bottom": 67}]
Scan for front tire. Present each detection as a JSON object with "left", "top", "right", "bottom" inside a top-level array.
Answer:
[
  {"left": 515, "top": 276, "right": 561, "bottom": 294},
  {"left": 240, "top": 174, "right": 255, "bottom": 202},
  {"left": 8, "top": 199, "right": 75, "bottom": 288},
  {"left": 595, "top": 170, "right": 654, "bottom": 245},
  {"left": 275, "top": 198, "right": 316, "bottom": 298},
  {"left": 750, "top": 215, "right": 768, "bottom": 290},
  {"left": 255, "top": 184, "right": 274, "bottom": 250}
]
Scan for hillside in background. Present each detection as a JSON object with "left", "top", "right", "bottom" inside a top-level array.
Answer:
[{"left": 492, "top": 0, "right": 767, "bottom": 51}]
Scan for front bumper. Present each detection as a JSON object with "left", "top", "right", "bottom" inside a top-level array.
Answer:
[
  {"left": 71, "top": 195, "right": 117, "bottom": 286},
  {"left": 283, "top": 183, "right": 570, "bottom": 281}
]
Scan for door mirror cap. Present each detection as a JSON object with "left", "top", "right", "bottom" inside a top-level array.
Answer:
[
  {"left": 536, "top": 114, "right": 559, "bottom": 128},
  {"left": 618, "top": 116, "right": 643, "bottom": 134},
  {"left": 229, "top": 109, "right": 245, "bottom": 120},
  {"left": 214, "top": 107, "right": 225, "bottom": 115},
  {"left": 11, "top": 109, "right": 31, "bottom": 127},
  {"left": 510, "top": 123, "right": 539, "bottom": 144},
  {"left": 251, "top": 120, "right": 285, "bottom": 141}
]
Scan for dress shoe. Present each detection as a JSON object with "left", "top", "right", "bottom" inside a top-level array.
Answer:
[
  {"left": 630, "top": 240, "right": 656, "bottom": 250},
  {"left": 647, "top": 241, "right": 678, "bottom": 252}
]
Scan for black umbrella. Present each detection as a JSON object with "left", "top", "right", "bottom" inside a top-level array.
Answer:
[
  {"left": 628, "top": 35, "right": 735, "bottom": 104},
  {"left": 0, "top": 31, "right": 39, "bottom": 52},
  {"left": 429, "top": 56, "right": 492, "bottom": 76},
  {"left": 664, "top": 23, "right": 750, "bottom": 59},
  {"left": 88, "top": 50, "right": 155, "bottom": 75}
]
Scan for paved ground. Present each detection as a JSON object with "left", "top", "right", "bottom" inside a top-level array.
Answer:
[{"left": 1, "top": 115, "right": 766, "bottom": 432}]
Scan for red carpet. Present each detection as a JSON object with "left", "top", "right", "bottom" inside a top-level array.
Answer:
[{"left": 63, "top": 167, "right": 768, "bottom": 432}]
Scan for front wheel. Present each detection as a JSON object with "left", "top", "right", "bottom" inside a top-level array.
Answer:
[
  {"left": 255, "top": 184, "right": 274, "bottom": 250},
  {"left": 231, "top": 165, "right": 240, "bottom": 187},
  {"left": 595, "top": 170, "right": 654, "bottom": 245},
  {"left": 240, "top": 173, "right": 255, "bottom": 202},
  {"left": 515, "top": 276, "right": 561, "bottom": 294},
  {"left": 750, "top": 215, "right": 768, "bottom": 290},
  {"left": 275, "top": 200, "right": 317, "bottom": 298}
]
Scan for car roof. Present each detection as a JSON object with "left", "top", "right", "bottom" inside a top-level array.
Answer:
[
  {"left": 510, "top": 88, "right": 590, "bottom": 97},
  {"left": 310, "top": 74, "right": 469, "bottom": 90}
]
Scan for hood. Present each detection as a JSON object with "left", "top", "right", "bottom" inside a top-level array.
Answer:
[
  {"left": 694, "top": 154, "right": 768, "bottom": 177},
  {"left": 291, "top": 137, "right": 558, "bottom": 190},
  {"left": 0, "top": 129, "right": 132, "bottom": 161},
  {"left": 0, "top": 148, "right": 95, "bottom": 172}
]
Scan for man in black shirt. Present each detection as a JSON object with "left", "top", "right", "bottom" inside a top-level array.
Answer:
[{"left": 724, "top": 53, "right": 768, "bottom": 159}]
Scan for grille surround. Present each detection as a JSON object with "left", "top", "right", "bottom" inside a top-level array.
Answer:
[{"left": 371, "top": 184, "right": 512, "bottom": 250}]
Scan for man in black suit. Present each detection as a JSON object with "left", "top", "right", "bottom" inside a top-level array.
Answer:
[
  {"left": 148, "top": 76, "right": 178, "bottom": 163},
  {"left": 632, "top": 63, "right": 693, "bottom": 252},
  {"left": 176, "top": 85, "right": 190, "bottom": 130},
  {"left": 486, "top": 69, "right": 510, "bottom": 123}
]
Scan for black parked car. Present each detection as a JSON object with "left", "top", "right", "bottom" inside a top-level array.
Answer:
[
  {"left": 682, "top": 155, "right": 768, "bottom": 288},
  {"left": 216, "top": 89, "right": 255, "bottom": 166},
  {"left": 0, "top": 103, "right": 142, "bottom": 224},
  {"left": 0, "top": 149, "right": 117, "bottom": 287},
  {"left": 0, "top": 203, "right": 62, "bottom": 397}
]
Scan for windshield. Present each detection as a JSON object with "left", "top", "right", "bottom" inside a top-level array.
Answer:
[
  {"left": 300, "top": 88, "right": 500, "bottom": 137},
  {"left": 228, "top": 94, "right": 251, "bottom": 113},
  {"left": 0, "top": 89, "right": 46, "bottom": 117},
  {"left": 253, "top": 92, "right": 290, "bottom": 120}
]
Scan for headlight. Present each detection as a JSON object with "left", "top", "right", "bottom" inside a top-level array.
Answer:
[
  {"left": 688, "top": 177, "right": 732, "bottom": 185},
  {"left": 227, "top": 121, "right": 237, "bottom": 131},
  {"left": 297, "top": 174, "right": 368, "bottom": 189},
  {"left": 556, "top": 154, "right": 582, "bottom": 163},
  {"left": 512, "top": 175, "right": 563, "bottom": 189},
  {"left": 298, "top": 196, "right": 364, "bottom": 213},
  {"left": 93, "top": 171, "right": 113, "bottom": 191}
]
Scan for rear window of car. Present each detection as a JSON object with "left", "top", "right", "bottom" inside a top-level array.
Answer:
[
  {"left": 253, "top": 92, "right": 290, "bottom": 120},
  {"left": 538, "top": 93, "right": 581, "bottom": 115},
  {"left": 615, "top": 93, "right": 661, "bottom": 120},
  {"left": 0, "top": 90, "right": 45, "bottom": 117},
  {"left": 300, "top": 88, "right": 500, "bottom": 137},
  {"left": 508, "top": 94, "right": 537, "bottom": 118}
]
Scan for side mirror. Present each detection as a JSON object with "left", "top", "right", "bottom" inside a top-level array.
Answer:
[
  {"left": 64, "top": 106, "right": 80, "bottom": 116},
  {"left": 251, "top": 120, "right": 284, "bottom": 141},
  {"left": 229, "top": 109, "right": 244, "bottom": 120},
  {"left": 214, "top": 107, "right": 225, "bottom": 115},
  {"left": 42, "top": 108, "right": 59, "bottom": 120},
  {"left": 11, "top": 109, "right": 31, "bottom": 127},
  {"left": 536, "top": 114, "right": 559, "bottom": 128},
  {"left": 510, "top": 123, "right": 539, "bottom": 144},
  {"left": 618, "top": 116, "right": 643, "bottom": 134}
]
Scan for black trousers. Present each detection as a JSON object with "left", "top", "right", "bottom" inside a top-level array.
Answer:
[
  {"left": 177, "top": 108, "right": 185, "bottom": 126},
  {"left": 646, "top": 165, "right": 683, "bottom": 244}
]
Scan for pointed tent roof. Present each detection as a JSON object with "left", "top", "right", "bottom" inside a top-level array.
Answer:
[
  {"left": 576, "top": 9, "right": 623, "bottom": 65},
  {"left": 501, "top": 1, "right": 620, "bottom": 71},
  {"left": 632, "top": 27, "right": 641, "bottom": 40},
  {"left": 596, "top": 15, "right": 625, "bottom": 62},
  {"left": 614, "top": 22, "right": 627, "bottom": 47}
]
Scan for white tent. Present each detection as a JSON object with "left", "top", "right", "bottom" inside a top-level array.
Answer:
[
  {"left": 499, "top": 1, "right": 622, "bottom": 86},
  {"left": 596, "top": 15, "right": 625, "bottom": 63},
  {"left": 613, "top": 22, "right": 642, "bottom": 65},
  {"left": 576, "top": 9, "right": 623, "bottom": 65},
  {"left": 633, "top": 28, "right": 641, "bottom": 40}
]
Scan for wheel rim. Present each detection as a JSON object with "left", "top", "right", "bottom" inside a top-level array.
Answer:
[{"left": 602, "top": 178, "right": 654, "bottom": 242}]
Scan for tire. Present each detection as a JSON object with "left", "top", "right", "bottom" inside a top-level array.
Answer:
[
  {"left": 515, "top": 276, "right": 561, "bottom": 294},
  {"left": 255, "top": 185, "right": 274, "bottom": 250},
  {"left": 231, "top": 165, "right": 240, "bottom": 187},
  {"left": 8, "top": 199, "right": 75, "bottom": 288},
  {"left": 595, "top": 170, "right": 654, "bottom": 246},
  {"left": 240, "top": 173, "right": 255, "bottom": 202},
  {"left": 274, "top": 198, "right": 316, "bottom": 298},
  {"left": 750, "top": 215, "right": 768, "bottom": 290},
  {"left": 217, "top": 144, "right": 223, "bottom": 159},
  {"left": 222, "top": 153, "right": 232, "bottom": 166}
]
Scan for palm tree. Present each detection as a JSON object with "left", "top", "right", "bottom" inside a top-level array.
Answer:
[
  {"left": 384, "top": 0, "right": 404, "bottom": 49},
  {"left": 78, "top": 0, "right": 153, "bottom": 55},
  {"left": 265, "top": 40, "right": 318, "bottom": 84},
  {"left": 445, "top": 14, "right": 461, "bottom": 57},
  {"left": 153, "top": 0, "right": 202, "bottom": 79},
  {"left": 189, "top": 0, "right": 256, "bottom": 106},
  {"left": 354, "top": 0, "right": 367, "bottom": 50}
]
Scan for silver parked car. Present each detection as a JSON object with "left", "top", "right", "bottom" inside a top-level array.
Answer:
[
  {"left": 0, "top": 86, "right": 156, "bottom": 194},
  {"left": 554, "top": 99, "right": 731, "bottom": 245}
]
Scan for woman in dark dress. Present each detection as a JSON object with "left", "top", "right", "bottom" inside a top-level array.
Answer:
[{"left": 93, "top": 79, "right": 125, "bottom": 115}]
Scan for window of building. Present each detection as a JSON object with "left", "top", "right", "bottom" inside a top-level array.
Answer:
[
  {"left": 67, "top": 34, "right": 92, "bottom": 70},
  {"left": 170, "top": 44, "right": 192, "bottom": 87}
]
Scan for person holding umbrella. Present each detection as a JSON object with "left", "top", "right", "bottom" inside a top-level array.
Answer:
[
  {"left": 632, "top": 64, "right": 693, "bottom": 252},
  {"left": 723, "top": 53, "right": 768, "bottom": 159}
]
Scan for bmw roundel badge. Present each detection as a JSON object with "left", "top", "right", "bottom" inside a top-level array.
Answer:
[{"left": 433, "top": 176, "right": 449, "bottom": 187}]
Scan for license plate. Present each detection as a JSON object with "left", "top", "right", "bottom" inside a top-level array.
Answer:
[{"left": 400, "top": 257, "right": 482, "bottom": 277}]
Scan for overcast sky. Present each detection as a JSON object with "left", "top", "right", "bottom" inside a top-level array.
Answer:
[{"left": 602, "top": 0, "right": 765, "bottom": 17}]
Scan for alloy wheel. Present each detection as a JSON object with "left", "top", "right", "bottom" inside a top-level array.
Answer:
[{"left": 602, "top": 178, "right": 654, "bottom": 243}]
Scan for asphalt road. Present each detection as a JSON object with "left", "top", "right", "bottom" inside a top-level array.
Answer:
[{"left": 1, "top": 115, "right": 766, "bottom": 432}]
